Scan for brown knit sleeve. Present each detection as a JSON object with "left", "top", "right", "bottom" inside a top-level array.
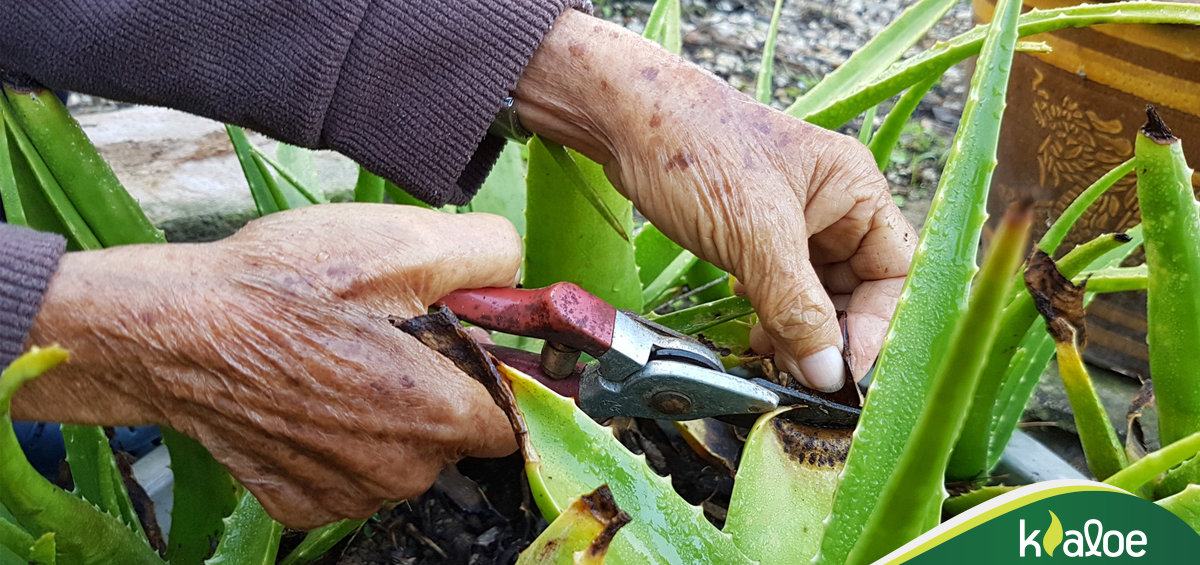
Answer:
[
  {"left": 0, "top": 224, "right": 66, "bottom": 368},
  {"left": 0, "top": 0, "right": 585, "bottom": 206}
]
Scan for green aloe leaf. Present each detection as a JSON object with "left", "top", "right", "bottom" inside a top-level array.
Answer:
[
  {"left": 60, "top": 425, "right": 146, "bottom": 539},
  {"left": 538, "top": 140, "right": 629, "bottom": 242},
  {"left": 162, "top": 428, "right": 239, "bottom": 565},
  {"left": 497, "top": 364, "right": 753, "bottom": 565},
  {"left": 2, "top": 85, "right": 165, "bottom": 246},
  {"left": 803, "top": 2, "right": 1200, "bottom": 129},
  {"left": 642, "top": 0, "right": 682, "bottom": 55},
  {"left": 816, "top": 0, "right": 1024, "bottom": 561},
  {"left": 0, "top": 117, "right": 26, "bottom": 227},
  {"left": 724, "top": 409, "right": 849, "bottom": 564},
  {"left": 868, "top": 75, "right": 938, "bottom": 170},
  {"left": 1106, "top": 431, "right": 1200, "bottom": 493},
  {"left": 755, "top": 0, "right": 787, "bottom": 104},
  {"left": 634, "top": 223, "right": 683, "bottom": 289},
  {"left": 1038, "top": 159, "right": 1136, "bottom": 254},
  {"left": 29, "top": 533, "right": 55, "bottom": 565},
  {"left": 515, "top": 486, "right": 630, "bottom": 565},
  {"left": 1157, "top": 485, "right": 1200, "bottom": 533},
  {"left": 857, "top": 105, "right": 877, "bottom": 145},
  {"left": 846, "top": 203, "right": 1032, "bottom": 565},
  {"left": 251, "top": 145, "right": 326, "bottom": 206},
  {"left": 641, "top": 250, "right": 698, "bottom": 311},
  {"left": 1134, "top": 108, "right": 1200, "bottom": 448},
  {"left": 1076, "top": 265, "right": 1147, "bottom": 294},
  {"left": 202, "top": 491, "right": 282, "bottom": 565},
  {"left": 646, "top": 296, "right": 754, "bottom": 335},
  {"left": 785, "top": 0, "right": 959, "bottom": 119},
  {"left": 274, "top": 144, "right": 324, "bottom": 202},
  {"left": 0, "top": 347, "right": 165, "bottom": 565},
  {"left": 352, "top": 167, "right": 385, "bottom": 203},
  {"left": 0, "top": 93, "right": 101, "bottom": 250},
  {"left": 1054, "top": 327, "right": 1128, "bottom": 480},
  {"left": 942, "top": 486, "right": 1017, "bottom": 517},
  {"left": 225, "top": 125, "right": 279, "bottom": 217},
  {"left": 984, "top": 227, "right": 1144, "bottom": 470},
  {"left": 458, "top": 141, "right": 527, "bottom": 236},
  {"left": 382, "top": 181, "right": 435, "bottom": 209},
  {"left": 278, "top": 519, "right": 364, "bottom": 565},
  {"left": 0, "top": 519, "right": 33, "bottom": 562},
  {"left": 523, "top": 137, "right": 641, "bottom": 311},
  {"left": 950, "top": 230, "right": 1142, "bottom": 481}
]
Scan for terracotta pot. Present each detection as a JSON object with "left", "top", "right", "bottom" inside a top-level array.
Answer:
[{"left": 975, "top": 0, "right": 1200, "bottom": 376}]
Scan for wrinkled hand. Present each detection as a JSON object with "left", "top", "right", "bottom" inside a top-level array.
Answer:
[
  {"left": 18, "top": 205, "right": 521, "bottom": 529},
  {"left": 516, "top": 10, "right": 916, "bottom": 390}
]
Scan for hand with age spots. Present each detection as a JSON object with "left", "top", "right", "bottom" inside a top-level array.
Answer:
[
  {"left": 13, "top": 205, "right": 522, "bottom": 529},
  {"left": 515, "top": 10, "right": 917, "bottom": 390}
]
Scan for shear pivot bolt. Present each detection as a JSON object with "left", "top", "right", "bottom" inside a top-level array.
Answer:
[{"left": 649, "top": 391, "right": 692, "bottom": 416}]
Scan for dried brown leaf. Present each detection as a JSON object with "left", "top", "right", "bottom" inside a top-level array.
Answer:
[{"left": 1025, "top": 249, "right": 1089, "bottom": 348}]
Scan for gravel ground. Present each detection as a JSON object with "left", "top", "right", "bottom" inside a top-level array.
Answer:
[{"left": 600, "top": 0, "right": 977, "bottom": 227}]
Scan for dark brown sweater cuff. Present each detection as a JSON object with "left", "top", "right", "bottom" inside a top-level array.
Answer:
[
  {"left": 0, "top": 224, "right": 66, "bottom": 368},
  {"left": 324, "top": 0, "right": 586, "bottom": 206}
]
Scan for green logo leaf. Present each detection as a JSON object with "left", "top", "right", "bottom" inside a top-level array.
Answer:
[{"left": 1043, "top": 510, "right": 1064, "bottom": 557}]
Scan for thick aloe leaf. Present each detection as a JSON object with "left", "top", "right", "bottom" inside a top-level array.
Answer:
[
  {"left": 642, "top": 0, "right": 682, "bottom": 55},
  {"left": 1038, "top": 159, "right": 1136, "bottom": 254},
  {"left": 815, "top": 1, "right": 1023, "bottom": 561},
  {"left": 60, "top": 424, "right": 146, "bottom": 539},
  {"left": 0, "top": 347, "right": 165, "bottom": 565},
  {"left": 352, "top": 167, "right": 385, "bottom": 203},
  {"left": 278, "top": 519, "right": 363, "bottom": 565},
  {"left": 724, "top": 409, "right": 849, "bottom": 564},
  {"left": 2, "top": 85, "right": 165, "bottom": 246},
  {"left": 846, "top": 204, "right": 1031, "bottom": 565},
  {"left": 538, "top": 140, "right": 629, "bottom": 242},
  {"left": 647, "top": 296, "right": 754, "bottom": 335},
  {"left": 1106, "top": 431, "right": 1200, "bottom": 493},
  {"left": 868, "top": 75, "right": 938, "bottom": 170},
  {"left": 785, "top": 0, "right": 959, "bottom": 119},
  {"left": 1135, "top": 109, "right": 1200, "bottom": 448},
  {"left": 984, "top": 228, "right": 1145, "bottom": 469},
  {"left": 1158, "top": 485, "right": 1200, "bottom": 533},
  {"left": 203, "top": 491, "right": 282, "bottom": 565},
  {"left": 755, "top": 0, "right": 786, "bottom": 104},
  {"left": 0, "top": 520, "right": 33, "bottom": 562},
  {"left": 498, "top": 364, "right": 753, "bottom": 565},
  {"left": 459, "top": 141, "right": 527, "bottom": 236},
  {"left": 523, "top": 138, "right": 641, "bottom": 311},
  {"left": 0, "top": 94, "right": 101, "bottom": 250},
  {"left": 804, "top": 2, "right": 1200, "bottom": 129},
  {"left": 516, "top": 486, "right": 630, "bottom": 565},
  {"left": 162, "top": 428, "right": 238, "bottom": 565},
  {"left": 225, "top": 126, "right": 279, "bottom": 217},
  {"left": 29, "top": 533, "right": 54, "bottom": 565}
]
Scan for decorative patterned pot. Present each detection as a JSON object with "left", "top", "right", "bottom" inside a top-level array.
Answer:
[{"left": 975, "top": 0, "right": 1200, "bottom": 376}]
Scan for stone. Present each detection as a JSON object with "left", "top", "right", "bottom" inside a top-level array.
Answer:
[{"left": 76, "top": 106, "right": 359, "bottom": 242}]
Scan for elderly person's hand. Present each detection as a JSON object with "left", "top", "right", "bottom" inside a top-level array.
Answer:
[
  {"left": 14, "top": 205, "right": 521, "bottom": 529},
  {"left": 515, "top": 10, "right": 917, "bottom": 390}
]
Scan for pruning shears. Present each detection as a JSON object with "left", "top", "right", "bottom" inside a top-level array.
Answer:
[{"left": 438, "top": 282, "right": 861, "bottom": 428}]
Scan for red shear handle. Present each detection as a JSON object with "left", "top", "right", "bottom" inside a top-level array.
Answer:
[{"left": 437, "top": 282, "right": 617, "bottom": 357}]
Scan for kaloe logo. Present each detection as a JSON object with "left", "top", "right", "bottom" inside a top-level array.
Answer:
[
  {"left": 1019, "top": 510, "right": 1147, "bottom": 557},
  {"left": 868, "top": 480, "right": 1200, "bottom": 564}
]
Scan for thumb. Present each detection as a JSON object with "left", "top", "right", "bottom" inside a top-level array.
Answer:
[
  {"left": 402, "top": 211, "right": 524, "bottom": 307},
  {"left": 747, "top": 258, "right": 847, "bottom": 392}
]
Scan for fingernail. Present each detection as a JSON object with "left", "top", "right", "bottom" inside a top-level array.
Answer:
[{"left": 797, "top": 347, "right": 847, "bottom": 392}]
